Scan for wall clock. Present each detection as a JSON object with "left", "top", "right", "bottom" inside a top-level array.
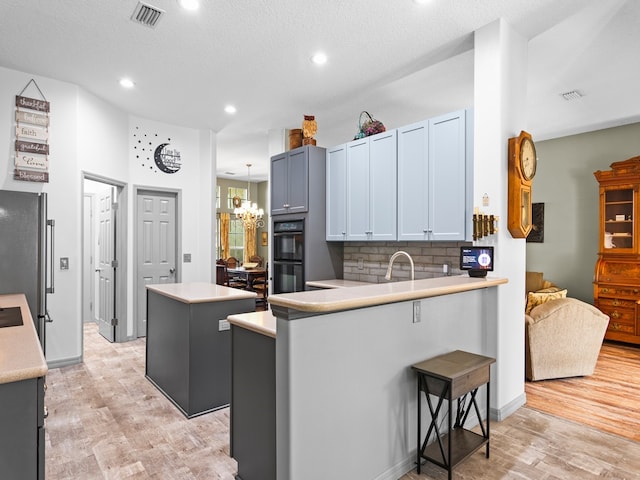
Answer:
[{"left": 508, "top": 130, "right": 537, "bottom": 238}]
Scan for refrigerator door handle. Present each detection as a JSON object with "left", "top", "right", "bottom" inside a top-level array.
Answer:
[
  {"left": 46, "top": 219, "right": 55, "bottom": 294},
  {"left": 45, "top": 310, "right": 53, "bottom": 323}
]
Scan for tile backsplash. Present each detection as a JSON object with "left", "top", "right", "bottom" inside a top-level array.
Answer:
[{"left": 343, "top": 241, "right": 471, "bottom": 283}]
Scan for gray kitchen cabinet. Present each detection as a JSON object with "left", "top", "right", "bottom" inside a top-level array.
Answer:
[
  {"left": 397, "top": 109, "right": 471, "bottom": 241},
  {"left": 346, "top": 129, "right": 397, "bottom": 241},
  {"left": 0, "top": 376, "right": 45, "bottom": 479},
  {"left": 326, "top": 144, "right": 347, "bottom": 241},
  {"left": 271, "top": 146, "right": 320, "bottom": 216}
]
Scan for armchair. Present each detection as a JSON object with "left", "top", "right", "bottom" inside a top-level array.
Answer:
[{"left": 525, "top": 297, "right": 609, "bottom": 381}]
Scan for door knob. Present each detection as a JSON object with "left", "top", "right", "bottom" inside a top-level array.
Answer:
[{"left": 170, "top": 268, "right": 176, "bottom": 274}]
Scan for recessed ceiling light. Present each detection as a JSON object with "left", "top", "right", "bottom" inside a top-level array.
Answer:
[
  {"left": 119, "top": 78, "right": 135, "bottom": 89},
  {"left": 224, "top": 105, "right": 237, "bottom": 114},
  {"left": 178, "top": 0, "right": 199, "bottom": 11},
  {"left": 311, "top": 52, "right": 328, "bottom": 65}
]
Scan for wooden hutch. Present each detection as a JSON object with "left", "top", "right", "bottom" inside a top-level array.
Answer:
[{"left": 594, "top": 156, "right": 640, "bottom": 345}]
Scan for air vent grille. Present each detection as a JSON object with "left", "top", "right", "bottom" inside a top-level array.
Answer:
[
  {"left": 131, "top": 2, "right": 165, "bottom": 28},
  {"left": 561, "top": 90, "right": 583, "bottom": 101}
]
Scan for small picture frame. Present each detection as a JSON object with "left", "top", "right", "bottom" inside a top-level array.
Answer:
[{"left": 261, "top": 231, "right": 268, "bottom": 246}]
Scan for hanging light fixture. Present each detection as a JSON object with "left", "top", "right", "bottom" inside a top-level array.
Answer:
[{"left": 234, "top": 163, "right": 264, "bottom": 228}]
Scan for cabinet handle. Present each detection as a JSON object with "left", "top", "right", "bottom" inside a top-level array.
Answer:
[
  {"left": 283, "top": 203, "right": 290, "bottom": 208},
  {"left": 634, "top": 289, "right": 639, "bottom": 294},
  {"left": 613, "top": 299, "right": 620, "bottom": 306},
  {"left": 610, "top": 311, "right": 620, "bottom": 319},
  {"left": 610, "top": 322, "right": 622, "bottom": 330},
  {"left": 601, "top": 288, "right": 609, "bottom": 293}
]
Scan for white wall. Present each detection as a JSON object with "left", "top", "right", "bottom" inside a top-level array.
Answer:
[
  {"left": 1, "top": 66, "right": 216, "bottom": 365},
  {"left": 474, "top": 19, "right": 528, "bottom": 417}
]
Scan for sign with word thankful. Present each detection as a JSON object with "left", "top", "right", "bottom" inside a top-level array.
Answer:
[{"left": 14, "top": 84, "right": 50, "bottom": 183}]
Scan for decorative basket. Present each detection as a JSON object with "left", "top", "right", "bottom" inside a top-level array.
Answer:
[{"left": 353, "top": 111, "right": 386, "bottom": 140}]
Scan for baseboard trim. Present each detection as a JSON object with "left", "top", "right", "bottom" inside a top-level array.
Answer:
[
  {"left": 492, "top": 392, "right": 527, "bottom": 422},
  {"left": 47, "top": 355, "right": 82, "bottom": 369}
]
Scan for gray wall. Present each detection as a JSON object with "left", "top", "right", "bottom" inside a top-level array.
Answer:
[{"left": 527, "top": 122, "right": 640, "bottom": 303}]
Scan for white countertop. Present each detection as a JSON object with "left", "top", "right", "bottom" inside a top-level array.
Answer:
[
  {"left": 306, "top": 279, "right": 373, "bottom": 289},
  {"left": 146, "top": 282, "right": 256, "bottom": 304},
  {"left": 0, "top": 294, "right": 48, "bottom": 384},
  {"left": 227, "top": 310, "right": 277, "bottom": 338},
  {"left": 270, "top": 275, "right": 508, "bottom": 313}
]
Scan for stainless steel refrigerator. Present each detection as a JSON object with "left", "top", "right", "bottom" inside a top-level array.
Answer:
[{"left": 0, "top": 189, "right": 54, "bottom": 354}]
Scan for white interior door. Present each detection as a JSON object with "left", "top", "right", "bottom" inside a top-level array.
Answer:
[
  {"left": 82, "top": 194, "right": 95, "bottom": 323},
  {"left": 137, "top": 191, "right": 177, "bottom": 337},
  {"left": 98, "top": 186, "right": 116, "bottom": 341}
]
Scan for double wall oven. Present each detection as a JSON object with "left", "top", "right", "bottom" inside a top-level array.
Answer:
[{"left": 272, "top": 219, "right": 304, "bottom": 294}]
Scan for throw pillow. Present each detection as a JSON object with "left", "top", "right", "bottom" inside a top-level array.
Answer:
[{"left": 525, "top": 288, "right": 568, "bottom": 314}]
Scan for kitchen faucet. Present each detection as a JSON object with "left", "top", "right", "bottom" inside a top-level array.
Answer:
[{"left": 385, "top": 251, "right": 415, "bottom": 281}]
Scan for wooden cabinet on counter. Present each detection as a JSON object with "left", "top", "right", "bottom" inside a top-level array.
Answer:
[{"left": 594, "top": 156, "right": 640, "bottom": 345}]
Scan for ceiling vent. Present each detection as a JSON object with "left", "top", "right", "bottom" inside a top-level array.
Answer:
[
  {"left": 560, "top": 90, "right": 583, "bottom": 101},
  {"left": 131, "top": 2, "right": 165, "bottom": 28}
]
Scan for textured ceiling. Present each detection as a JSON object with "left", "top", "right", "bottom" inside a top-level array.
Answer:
[{"left": 1, "top": 0, "right": 638, "bottom": 181}]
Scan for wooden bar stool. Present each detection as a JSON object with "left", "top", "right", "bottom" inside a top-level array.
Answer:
[{"left": 411, "top": 350, "right": 495, "bottom": 479}]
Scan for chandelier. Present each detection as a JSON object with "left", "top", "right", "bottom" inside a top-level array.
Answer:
[{"left": 234, "top": 163, "right": 264, "bottom": 228}]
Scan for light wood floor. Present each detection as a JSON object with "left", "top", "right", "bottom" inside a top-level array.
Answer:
[
  {"left": 525, "top": 342, "right": 640, "bottom": 442},
  {"left": 45, "top": 324, "right": 640, "bottom": 479}
]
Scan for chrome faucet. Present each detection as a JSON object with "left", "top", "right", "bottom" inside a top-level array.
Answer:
[{"left": 385, "top": 251, "right": 415, "bottom": 281}]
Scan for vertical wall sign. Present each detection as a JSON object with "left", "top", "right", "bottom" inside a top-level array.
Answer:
[{"left": 14, "top": 79, "right": 50, "bottom": 182}]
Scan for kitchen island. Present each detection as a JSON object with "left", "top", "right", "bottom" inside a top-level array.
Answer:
[
  {"left": 268, "top": 275, "right": 508, "bottom": 480},
  {"left": 228, "top": 310, "right": 277, "bottom": 480},
  {"left": 0, "top": 293, "right": 48, "bottom": 480},
  {"left": 145, "top": 282, "right": 256, "bottom": 418}
]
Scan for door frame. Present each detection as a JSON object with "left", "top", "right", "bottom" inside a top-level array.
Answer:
[
  {"left": 81, "top": 172, "right": 128, "bottom": 345},
  {"left": 133, "top": 185, "right": 182, "bottom": 339}
]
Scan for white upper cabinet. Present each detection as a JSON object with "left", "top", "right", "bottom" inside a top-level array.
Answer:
[
  {"left": 397, "top": 109, "right": 470, "bottom": 241},
  {"left": 346, "top": 130, "right": 397, "bottom": 241},
  {"left": 326, "top": 144, "right": 347, "bottom": 240},
  {"left": 327, "top": 109, "right": 471, "bottom": 242}
]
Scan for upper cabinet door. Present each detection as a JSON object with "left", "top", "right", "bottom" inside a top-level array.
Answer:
[
  {"left": 397, "top": 120, "right": 429, "bottom": 241},
  {"left": 270, "top": 147, "right": 309, "bottom": 216},
  {"left": 326, "top": 144, "right": 347, "bottom": 241},
  {"left": 369, "top": 130, "right": 397, "bottom": 241},
  {"left": 428, "top": 110, "right": 467, "bottom": 241},
  {"left": 346, "top": 139, "right": 370, "bottom": 241},
  {"left": 286, "top": 148, "right": 309, "bottom": 215},
  {"left": 271, "top": 153, "right": 289, "bottom": 216}
]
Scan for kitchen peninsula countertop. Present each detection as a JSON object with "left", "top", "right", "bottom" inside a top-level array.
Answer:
[
  {"left": 306, "top": 279, "right": 372, "bottom": 289},
  {"left": 270, "top": 275, "right": 508, "bottom": 314},
  {"left": 146, "top": 282, "right": 256, "bottom": 304},
  {"left": 227, "top": 310, "right": 276, "bottom": 338},
  {"left": 0, "top": 293, "right": 48, "bottom": 384}
]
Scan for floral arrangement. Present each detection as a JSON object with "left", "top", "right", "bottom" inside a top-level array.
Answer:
[{"left": 354, "top": 111, "right": 386, "bottom": 139}]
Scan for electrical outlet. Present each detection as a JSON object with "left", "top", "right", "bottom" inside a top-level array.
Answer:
[
  {"left": 60, "top": 257, "right": 69, "bottom": 270},
  {"left": 413, "top": 301, "right": 421, "bottom": 323},
  {"left": 184, "top": 253, "right": 191, "bottom": 263},
  {"left": 218, "top": 319, "right": 230, "bottom": 331}
]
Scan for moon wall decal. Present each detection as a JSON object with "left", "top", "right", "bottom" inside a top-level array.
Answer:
[{"left": 154, "top": 143, "right": 182, "bottom": 174}]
